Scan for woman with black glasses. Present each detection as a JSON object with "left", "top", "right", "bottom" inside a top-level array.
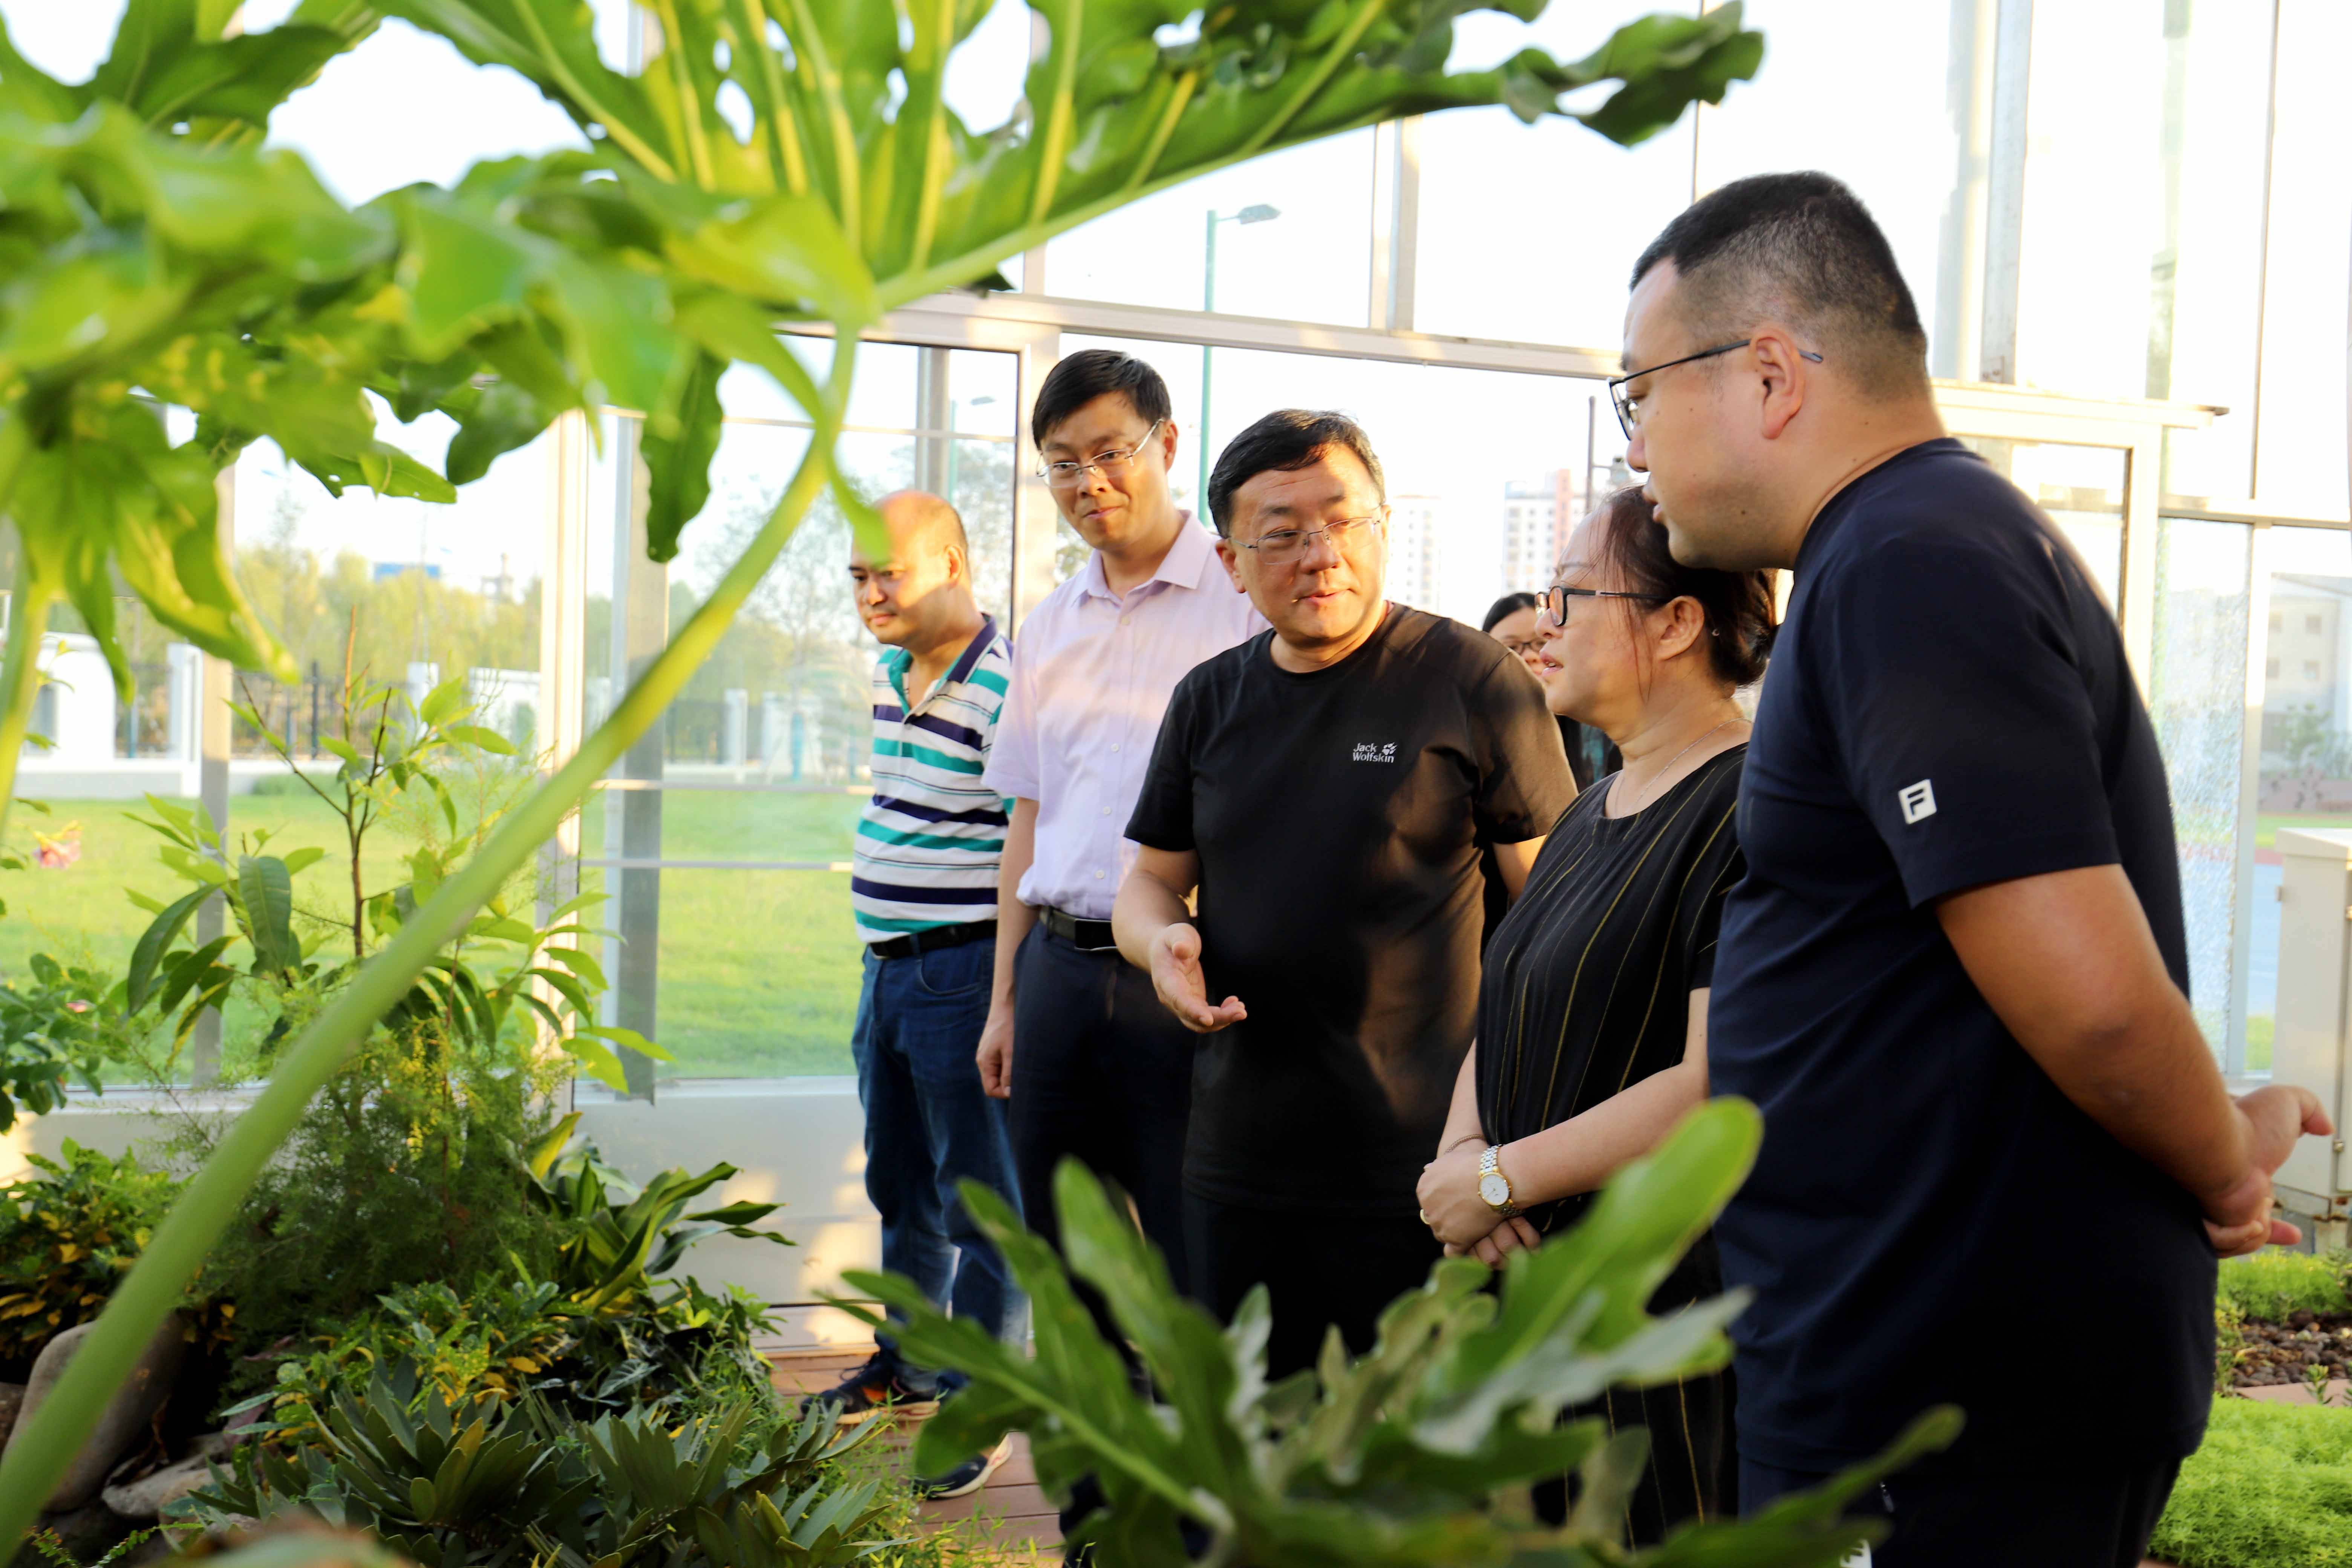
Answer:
[{"left": 1419, "top": 484, "right": 1773, "bottom": 1542}]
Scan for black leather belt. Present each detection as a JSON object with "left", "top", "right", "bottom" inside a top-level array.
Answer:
[
  {"left": 869, "top": 919, "right": 997, "bottom": 960},
  {"left": 1038, "top": 907, "right": 1118, "bottom": 951}
]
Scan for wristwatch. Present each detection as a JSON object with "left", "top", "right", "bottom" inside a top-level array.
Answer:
[{"left": 1478, "top": 1144, "right": 1519, "bottom": 1217}]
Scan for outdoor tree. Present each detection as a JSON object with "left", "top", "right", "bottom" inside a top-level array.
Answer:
[{"left": 0, "top": 0, "right": 1784, "bottom": 1548}]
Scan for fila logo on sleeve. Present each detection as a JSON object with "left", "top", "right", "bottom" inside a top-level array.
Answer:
[{"left": 1898, "top": 779, "right": 1938, "bottom": 825}]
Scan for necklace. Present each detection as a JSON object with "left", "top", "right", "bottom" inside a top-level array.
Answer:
[{"left": 1609, "top": 715, "right": 1745, "bottom": 816}]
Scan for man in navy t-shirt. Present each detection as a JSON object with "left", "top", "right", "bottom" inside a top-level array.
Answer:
[{"left": 1615, "top": 170, "right": 2329, "bottom": 1566}]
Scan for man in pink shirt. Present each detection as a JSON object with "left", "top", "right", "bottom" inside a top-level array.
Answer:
[{"left": 977, "top": 349, "right": 1262, "bottom": 1294}]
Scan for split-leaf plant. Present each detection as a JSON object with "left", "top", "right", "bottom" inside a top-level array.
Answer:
[
  {"left": 0, "top": 0, "right": 1766, "bottom": 1541},
  {"left": 843, "top": 1101, "right": 1960, "bottom": 1566}
]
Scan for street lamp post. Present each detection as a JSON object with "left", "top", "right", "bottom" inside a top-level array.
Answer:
[{"left": 1199, "top": 203, "right": 1280, "bottom": 514}]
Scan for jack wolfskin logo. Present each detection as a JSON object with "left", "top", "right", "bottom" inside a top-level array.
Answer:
[
  {"left": 1898, "top": 779, "right": 1937, "bottom": 824},
  {"left": 1353, "top": 742, "right": 1398, "bottom": 763}
]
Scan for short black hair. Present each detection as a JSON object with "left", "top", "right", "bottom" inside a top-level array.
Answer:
[
  {"left": 1631, "top": 172, "right": 1929, "bottom": 395},
  {"left": 1206, "top": 410, "right": 1386, "bottom": 537},
  {"left": 1032, "top": 348, "right": 1172, "bottom": 449},
  {"left": 1481, "top": 592, "right": 1539, "bottom": 634}
]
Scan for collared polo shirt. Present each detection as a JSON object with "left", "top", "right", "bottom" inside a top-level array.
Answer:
[
  {"left": 982, "top": 516, "right": 1264, "bottom": 920},
  {"left": 851, "top": 616, "right": 1013, "bottom": 943}
]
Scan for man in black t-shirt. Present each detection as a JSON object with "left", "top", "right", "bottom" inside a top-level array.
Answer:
[
  {"left": 1113, "top": 410, "right": 1578, "bottom": 1377},
  {"left": 1617, "top": 172, "right": 2329, "bottom": 1566}
]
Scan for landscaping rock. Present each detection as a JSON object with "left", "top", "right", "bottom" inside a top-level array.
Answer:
[
  {"left": 103, "top": 1454, "right": 214, "bottom": 1522},
  {"left": 5, "top": 1315, "right": 189, "bottom": 1511}
]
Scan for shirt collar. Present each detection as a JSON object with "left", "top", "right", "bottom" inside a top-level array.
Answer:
[
  {"left": 883, "top": 614, "right": 998, "bottom": 711},
  {"left": 1078, "top": 511, "right": 1216, "bottom": 602}
]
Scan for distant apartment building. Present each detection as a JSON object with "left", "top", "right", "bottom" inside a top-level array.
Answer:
[
  {"left": 2267, "top": 576, "right": 2352, "bottom": 744},
  {"left": 1387, "top": 493, "right": 1446, "bottom": 610},
  {"left": 1501, "top": 470, "right": 1579, "bottom": 595}
]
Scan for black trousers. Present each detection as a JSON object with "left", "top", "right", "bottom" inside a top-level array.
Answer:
[
  {"left": 1184, "top": 1192, "right": 1442, "bottom": 1380},
  {"left": 1008, "top": 922, "right": 1196, "bottom": 1292},
  {"left": 1740, "top": 1452, "right": 2180, "bottom": 1568}
]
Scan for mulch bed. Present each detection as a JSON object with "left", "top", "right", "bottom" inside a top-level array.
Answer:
[{"left": 2230, "top": 1309, "right": 2352, "bottom": 1388}]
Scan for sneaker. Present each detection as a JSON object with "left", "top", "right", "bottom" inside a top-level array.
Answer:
[
  {"left": 804, "top": 1353, "right": 940, "bottom": 1427},
  {"left": 911, "top": 1433, "right": 1013, "bottom": 1501}
]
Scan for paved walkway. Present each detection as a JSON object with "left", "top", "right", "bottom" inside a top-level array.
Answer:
[{"left": 768, "top": 1345, "right": 1060, "bottom": 1558}]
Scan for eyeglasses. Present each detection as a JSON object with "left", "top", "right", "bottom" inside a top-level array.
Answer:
[
  {"left": 1606, "top": 340, "right": 1825, "bottom": 438},
  {"left": 1541, "top": 582, "right": 1671, "bottom": 626},
  {"left": 1037, "top": 420, "right": 1163, "bottom": 488},
  {"left": 1496, "top": 637, "right": 1546, "bottom": 657},
  {"left": 1236, "top": 510, "right": 1386, "bottom": 566}
]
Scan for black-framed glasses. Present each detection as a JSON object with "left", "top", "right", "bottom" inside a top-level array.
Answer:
[
  {"left": 1606, "top": 340, "right": 1825, "bottom": 438},
  {"left": 1541, "top": 583, "right": 1671, "bottom": 626},
  {"left": 1037, "top": 419, "right": 1163, "bottom": 487},
  {"left": 1237, "top": 509, "right": 1386, "bottom": 566}
]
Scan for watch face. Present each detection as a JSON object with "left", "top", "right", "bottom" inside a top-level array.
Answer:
[{"left": 1479, "top": 1173, "right": 1511, "bottom": 1207}]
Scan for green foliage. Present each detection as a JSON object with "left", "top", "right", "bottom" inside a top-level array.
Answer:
[
  {"left": 845, "top": 1101, "right": 1957, "bottom": 1565},
  {"left": 2150, "top": 1397, "right": 2352, "bottom": 1568},
  {"left": 0, "top": 0, "right": 1769, "bottom": 1545},
  {"left": 182, "top": 1371, "right": 896, "bottom": 1568},
  {"left": 0, "top": 1142, "right": 222, "bottom": 1366},
  {"left": 2217, "top": 1247, "right": 2352, "bottom": 1323},
  {"left": 23, "top": 1525, "right": 156, "bottom": 1568},
  {"left": 231, "top": 1122, "right": 788, "bottom": 1438},
  {"left": 0, "top": 952, "right": 135, "bottom": 1130}
]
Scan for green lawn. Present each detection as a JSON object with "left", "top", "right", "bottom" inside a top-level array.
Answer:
[
  {"left": 2256, "top": 813, "right": 2352, "bottom": 850},
  {"left": 4, "top": 789, "right": 873, "bottom": 1083}
]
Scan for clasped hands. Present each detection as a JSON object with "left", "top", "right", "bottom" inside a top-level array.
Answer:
[
  {"left": 2204, "top": 1083, "right": 2334, "bottom": 1259},
  {"left": 1418, "top": 1139, "right": 1539, "bottom": 1268}
]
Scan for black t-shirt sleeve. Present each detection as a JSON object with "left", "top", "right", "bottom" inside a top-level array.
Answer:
[
  {"left": 1815, "top": 532, "right": 2119, "bottom": 908},
  {"left": 1125, "top": 674, "right": 1201, "bottom": 853},
  {"left": 1469, "top": 653, "right": 1582, "bottom": 844}
]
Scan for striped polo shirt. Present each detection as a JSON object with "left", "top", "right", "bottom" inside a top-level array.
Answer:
[{"left": 851, "top": 616, "right": 1012, "bottom": 944}]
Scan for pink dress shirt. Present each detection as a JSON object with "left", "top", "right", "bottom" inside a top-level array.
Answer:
[{"left": 983, "top": 516, "right": 1266, "bottom": 919}]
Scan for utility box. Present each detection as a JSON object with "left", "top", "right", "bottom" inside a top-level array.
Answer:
[{"left": 2272, "top": 827, "right": 2352, "bottom": 1242}]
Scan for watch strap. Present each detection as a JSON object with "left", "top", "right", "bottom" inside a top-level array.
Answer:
[{"left": 1478, "top": 1144, "right": 1519, "bottom": 1217}]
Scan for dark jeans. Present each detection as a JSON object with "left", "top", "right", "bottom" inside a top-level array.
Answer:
[
  {"left": 1739, "top": 1452, "right": 2180, "bottom": 1568},
  {"left": 1008, "top": 923, "right": 1195, "bottom": 1291},
  {"left": 853, "top": 939, "right": 1024, "bottom": 1396},
  {"left": 1184, "top": 1193, "right": 1442, "bottom": 1379}
]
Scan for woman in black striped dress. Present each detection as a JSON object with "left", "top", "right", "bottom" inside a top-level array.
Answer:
[{"left": 1417, "top": 484, "right": 1774, "bottom": 1545}]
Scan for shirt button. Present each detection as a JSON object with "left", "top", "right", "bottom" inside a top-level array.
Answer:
[
  {"left": 1101, "top": 807, "right": 1112, "bottom": 816},
  {"left": 1110, "top": 744, "right": 1120, "bottom": 753},
  {"left": 1120, "top": 615, "right": 1132, "bottom": 626},
  {"left": 1095, "top": 870, "right": 1106, "bottom": 879}
]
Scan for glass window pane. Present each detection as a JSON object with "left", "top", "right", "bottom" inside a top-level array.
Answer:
[
  {"left": 2148, "top": 516, "right": 2252, "bottom": 1062},
  {"left": 2016, "top": 1, "right": 2172, "bottom": 400},
  {"left": 1060, "top": 334, "right": 1620, "bottom": 626},
  {"left": 1413, "top": 2, "right": 1695, "bottom": 349},
  {"left": 231, "top": 410, "right": 549, "bottom": 760},
  {"left": 2253, "top": 0, "right": 2352, "bottom": 515},
  {"left": 1045, "top": 131, "right": 1376, "bottom": 326},
  {"left": 582, "top": 340, "right": 1018, "bottom": 1082},
  {"left": 2251, "top": 525, "right": 2352, "bottom": 1070},
  {"left": 1691, "top": 0, "right": 1969, "bottom": 375}
]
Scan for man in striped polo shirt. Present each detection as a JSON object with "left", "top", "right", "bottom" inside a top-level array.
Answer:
[{"left": 816, "top": 490, "right": 1021, "bottom": 1500}]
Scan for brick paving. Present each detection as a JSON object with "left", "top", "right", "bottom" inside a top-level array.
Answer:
[{"left": 767, "top": 1344, "right": 1060, "bottom": 1558}]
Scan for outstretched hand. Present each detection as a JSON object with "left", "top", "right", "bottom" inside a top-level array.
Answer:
[{"left": 1148, "top": 922, "right": 1246, "bottom": 1033}]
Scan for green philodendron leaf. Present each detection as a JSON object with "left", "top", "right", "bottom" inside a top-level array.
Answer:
[{"left": 640, "top": 348, "right": 724, "bottom": 562}]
